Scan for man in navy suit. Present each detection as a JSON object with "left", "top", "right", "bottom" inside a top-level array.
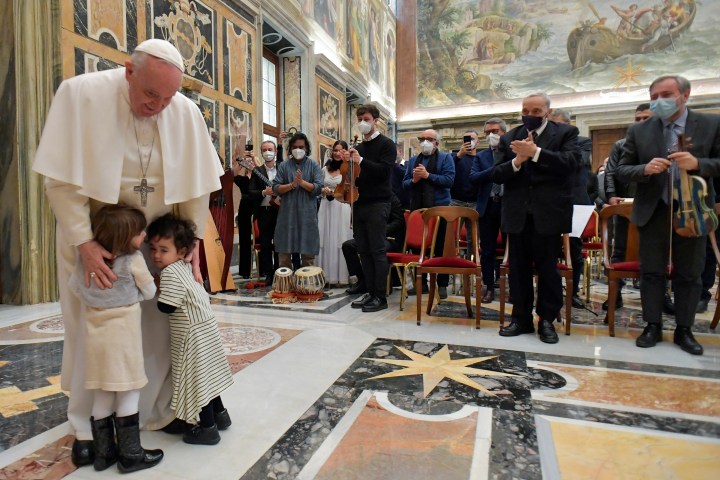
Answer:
[
  {"left": 470, "top": 118, "right": 507, "bottom": 303},
  {"left": 617, "top": 75, "right": 720, "bottom": 355},
  {"left": 492, "top": 92, "right": 579, "bottom": 344}
]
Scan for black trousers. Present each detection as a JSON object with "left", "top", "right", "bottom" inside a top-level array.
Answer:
[
  {"left": 479, "top": 199, "right": 502, "bottom": 289},
  {"left": 343, "top": 238, "right": 401, "bottom": 285},
  {"left": 509, "top": 214, "right": 564, "bottom": 326},
  {"left": 237, "top": 199, "right": 255, "bottom": 278},
  {"left": 353, "top": 201, "right": 391, "bottom": 298},
  {"left": 611, "top": 215, "right": 629, "bottom": 289},
  {"left": 256, "top": 205, "right": 279, "bottom": 278},
  {"left": 569, "top": 237, "right": 583, "bottom": 297},
  {"left": 638, "top": 202, "right": 705, "bottom": 327},
  {"left": 701, "top": 235, "right": 717, "bottom": 301}
]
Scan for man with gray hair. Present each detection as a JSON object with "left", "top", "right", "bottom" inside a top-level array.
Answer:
[
  {"left": 492, "top": 92, "right": 580, "bottom": 344},
  {"left": 617, "top": 75, "right": 720, "bottom": 355},
  {"left": 469, "top": 117, "right": 507, "bottom": 303},
  {"left": 33, "top": 39, "right": 223, "bottom": 470}
]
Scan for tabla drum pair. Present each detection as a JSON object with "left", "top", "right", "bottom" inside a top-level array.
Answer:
[{"left": 269, "top": 266, "right": 326, "bottom": 302}]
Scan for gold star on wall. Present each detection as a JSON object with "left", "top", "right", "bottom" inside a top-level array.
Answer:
[
  {"left": 365, "top": 345, "right": 519, "bottom": 397},
  {"left": 613, "top": 58, "right": 644, "bottom": 92},
  {"left": 202, "top": 106, "right": 212, "bottom": 120}
]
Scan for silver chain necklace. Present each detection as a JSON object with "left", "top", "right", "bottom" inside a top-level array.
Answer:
[{"left": 132, "top": 116, "right": 157, "bottom": 206}]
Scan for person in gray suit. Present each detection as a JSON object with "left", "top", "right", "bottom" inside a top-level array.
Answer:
[
  {"left": 617, "top": 75, "right": 720, "bottom": 355},
  {"left": 492, "top": 92, "right": 580, "bottom": 344}
]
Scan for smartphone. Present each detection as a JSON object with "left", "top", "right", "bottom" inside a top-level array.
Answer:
[
  {"left": 463, "top": 135, "right": 472, "bottom": 145},
  {"left": 245, "top": 143, "right": 253, "bottom": 152}
]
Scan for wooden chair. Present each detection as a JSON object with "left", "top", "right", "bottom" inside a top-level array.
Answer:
[
  {"left": 599, "top": 203, "right": 640, "bottom": 336},
  {"left": 386, "top": 209, "right": 438, "bottom": 311},
  {"left": 497, "top": 234, "right": 574, "bottom": 335},
  {"left": 202, "top": 168, "right": 236, "bottom": 293},
  {"left": 416, "top": 206, "right": 481, "bottom": 328},
  {"left": 250, "top": 217, "right": 262, "bottom": 282},
  {"left": 580, "top": 209, "right": 603, "bottom": 302},
  {"left": 709, "top": 204, "right": 720, "bottom": 329}
]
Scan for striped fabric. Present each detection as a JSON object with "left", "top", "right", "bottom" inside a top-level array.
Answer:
[{"left": 159, "top": 260, "right": 233, "bottom": 422}]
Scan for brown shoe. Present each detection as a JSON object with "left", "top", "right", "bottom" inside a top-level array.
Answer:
[{"left": 481, "top": 288, "right": 495, "bottom": 303}]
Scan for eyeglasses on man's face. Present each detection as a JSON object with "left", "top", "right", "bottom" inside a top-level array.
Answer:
[{"left": 417, "top": 137, "right": 437, "bottom": 142}]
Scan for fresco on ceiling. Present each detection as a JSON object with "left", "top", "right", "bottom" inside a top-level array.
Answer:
[
  {"left": 346, "top": 0, "right": 370, "bottom": 74},
  {"left": 315, "top": 0, "right": 339, "bottom": 40},
  {"left": 416, "top": 0, "right": 716, "bottom": 108}
]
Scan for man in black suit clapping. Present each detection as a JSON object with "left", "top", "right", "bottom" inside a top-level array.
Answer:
[{"left": 492, "top": 92, "right": 580, "bottom": 344}]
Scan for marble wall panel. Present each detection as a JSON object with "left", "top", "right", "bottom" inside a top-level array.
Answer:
[
  {"left": 149, "top": 0, "right": 216, "bottom": 87},
  {"left": 283, "top": 56, "right": 302, "bottom": 132},
  {"left": 223, "top": 18, "right": 252, "bottom": 103},
  {"left": 73, "top": 48, "right": 121, "bottom": 75},
  {"left": 73, "top": 0, "right": 137, "bottom": 52},
  {"left": 225, "top": 104, "right": 252, "bottom": 167}
]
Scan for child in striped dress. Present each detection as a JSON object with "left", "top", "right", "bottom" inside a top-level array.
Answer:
[{"left": 147, "top": 213, "right": 234, "bottom": 446}]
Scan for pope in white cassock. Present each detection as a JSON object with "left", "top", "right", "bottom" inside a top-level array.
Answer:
[{"left": 32, "top": 39, "right": 223, "bottom": 467}]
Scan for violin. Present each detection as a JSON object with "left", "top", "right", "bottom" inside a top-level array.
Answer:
[
  {"left": 335, "top": 135, "right": 361, "bottom": 204},
  {"left": 671, "top": 134, "right": 718, "bottom": 237}
]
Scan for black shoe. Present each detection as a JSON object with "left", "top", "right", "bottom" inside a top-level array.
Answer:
[
  {"left": 161, "top": 418, "right": 190, "bottom": 435},
  {"left": 663, "top": 294, "right": 675, "bottom": 315},
  {"left": 362, "top": 296, "right": 388, "bottom": 313},
  {"left": 636, "top": 323, "right": 663, "bottom": 348},
  {"left": 183, "top": 424, "right": 221, "bottom": 445},
  {"left": 346, "top": 282, "right": 367, "bottom": 295},
  {"left": 571, "top": 295, "right": 584, "bottom": 309},
  {"left": 351, "top": 293, "right": 374, "bottom": 308},
  {"left": 499, "top": 321, "right": 534, "bottom": 337},
  {"left": 406, "top": 285, "right": 430, "bottom": 296},
  {"left": 538, "top": 319, "right": 559, "bottom": 344},
  {"left": 439, "top": 286, "right": 448, "bottom": 299},
  {"left": 696, "top": 298, "right": 710, "bottom": 314},
  {"left": 114, "top": 413, "right": 164, "bottom": 473},
  {"left": 674, "top": 327, "right": 704, "bottom": 355},
  {"left": 601, "top": 293, "right": 624, "bottom": 311},
  {"left": 90, "top": 415, "right": 118, "bottom": 471},
  {"left": 215, "top": 409, "right": 232, "bottom": 431},
  {"left": 71, "top": 439, "right": 95, "bottom": 468}
]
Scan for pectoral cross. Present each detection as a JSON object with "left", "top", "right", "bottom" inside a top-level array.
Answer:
[{"left": 134, "top": 178, "right": 155, "bottom": 207}]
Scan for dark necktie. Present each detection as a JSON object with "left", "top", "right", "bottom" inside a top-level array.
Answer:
[{"left": 662, "top": 122, "right": 681, "bottom": 204}]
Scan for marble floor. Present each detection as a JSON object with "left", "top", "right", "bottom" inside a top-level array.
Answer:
[{"left": 0, "top": 278, "right": 719, "bottom": 479}]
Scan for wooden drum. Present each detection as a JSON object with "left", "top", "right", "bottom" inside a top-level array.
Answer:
[
  {"left": 294, "top": 266, "right": 326, "bottom": 302},
  {"left": 270, "top": 267, "right": 296, "bottom": 302}
]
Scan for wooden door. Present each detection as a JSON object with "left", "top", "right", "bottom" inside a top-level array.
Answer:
[{"left": 591, "top": 128, "right": 627, "bottom": 172}]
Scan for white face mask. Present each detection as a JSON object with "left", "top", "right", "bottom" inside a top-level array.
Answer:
[
  {"left": 357, "top": 120, "right": 372, "bottom": 135},
  {"left": 420, "top": 140, "right": 434, "bottom": 155},
  {"left": 262, "top": 151, "right": 276, "bottom": 162},
  {"left": 469, "top": 140, "right": 477, "bottom": 150},
  {"left": 487, "top": 133, "right": 500, "bottom": 148},
  {"left": 291, "top": 148, "right": 305, "bottom": 160}
]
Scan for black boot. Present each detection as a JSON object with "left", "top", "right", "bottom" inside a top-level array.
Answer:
[
  {"left": 114, "top": 413, "right": 164, "bottom": 474},
  {"left": 90, "top": 415, "right": 117, "bottom": 471},
  {"left": 71, "top": 438, "right": 95, "bottom": 468}
]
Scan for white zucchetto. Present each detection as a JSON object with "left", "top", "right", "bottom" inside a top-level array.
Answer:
[{"left": 134, "top": 39, "right": 184, "bottom": 71}]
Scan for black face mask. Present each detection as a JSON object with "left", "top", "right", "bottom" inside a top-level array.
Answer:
[{"left": 521, "top": 115, "right": 544, "bottom": 131}]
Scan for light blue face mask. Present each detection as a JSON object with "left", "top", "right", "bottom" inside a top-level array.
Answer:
[{"left": 650, "top": 97, "right": 679, "bottom": 120}]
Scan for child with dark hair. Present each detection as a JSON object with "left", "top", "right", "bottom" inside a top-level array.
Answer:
[
  {"left": 146, "top": 213, "right": 233, "bottom": 445},
  {"left": 68, "top": 203, "right": 163, "bottom": 473}
]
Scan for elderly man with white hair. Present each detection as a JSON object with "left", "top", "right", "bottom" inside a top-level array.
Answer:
[{"left": 33, "top": 39, "right": 223, "bottom": 472}]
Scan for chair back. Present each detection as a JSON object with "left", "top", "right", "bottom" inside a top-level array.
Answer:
[
  {"left": 405, "top": 208, "right": 437, "bottom": 252},
  {"left": 581, "top": 210, "right": 599, "bottom": 241},
  {"left": 252, "top": 217, "right": 261, "bottom": 249},
  {"left": 599, "top": 203, "right": 639, "bottom": 267},
  {"left": 419, "top": 206, "right": 479, "bottom": 263}
]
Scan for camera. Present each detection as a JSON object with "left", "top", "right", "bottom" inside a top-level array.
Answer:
[{"left": 245, "top": 143, "right": 253, "bottom": 152}]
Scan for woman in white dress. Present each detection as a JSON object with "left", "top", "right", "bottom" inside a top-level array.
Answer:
[{"left": 318, "top": 140, "right": 353, "bottom": 285}]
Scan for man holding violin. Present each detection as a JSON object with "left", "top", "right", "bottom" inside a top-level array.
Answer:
[
  {"left": 617, "top": 75, "right": 720, "bottom": 355},
  {"left": 346, "top": 103, "right": 397, "bottom": 313}
]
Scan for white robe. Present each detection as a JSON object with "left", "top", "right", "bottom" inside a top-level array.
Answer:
[{"left": 33, "top": 67, "right": 223, "bottom": 438}]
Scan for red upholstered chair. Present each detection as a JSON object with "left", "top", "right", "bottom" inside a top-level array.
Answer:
[
  {"left": 599, "top": 203, "right": 640, "bottom": 336},
  {"left": 497, "top": 234, "right": 574, "bottom": 335},
  {"left": 386, "top": 209, "right": 438, "bottom": 311},
  {"left": 415, "top": 206, "right": 481, "bottom": 328}
]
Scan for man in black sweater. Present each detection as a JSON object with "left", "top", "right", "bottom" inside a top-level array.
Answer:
[
  {"left": 346, "top": 103, "right": 397, "bottom": 312},
  {"left": 343, "top": 193, "right": 406, "bottom": 294}
]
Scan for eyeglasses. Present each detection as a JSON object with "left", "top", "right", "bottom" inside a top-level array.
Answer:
[
  {"left": 417, "top": 137, "right": 437, "bottom": 142},
  {"left": 484, "top": 128, "right": 502, "bottom": 135}
]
